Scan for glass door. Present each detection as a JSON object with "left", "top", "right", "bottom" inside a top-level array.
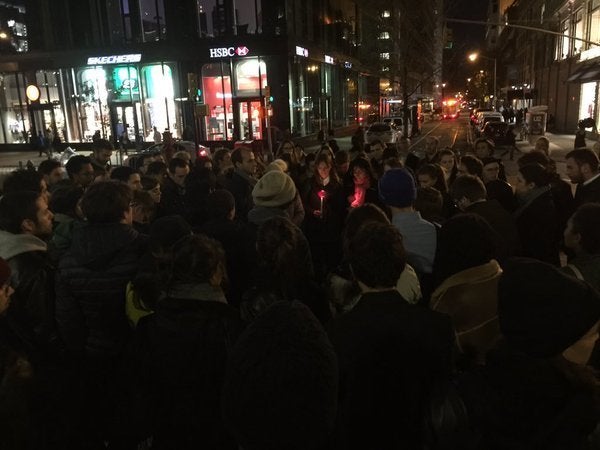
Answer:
[
  {"left": 237, "top": 99, "right": 264, "bottom": 140},
  {"left": 110, "top": 102, "right": 141, "bottom": 145}
]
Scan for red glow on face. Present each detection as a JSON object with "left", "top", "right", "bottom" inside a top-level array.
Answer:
[
  {"left": 318, "top": 189, "right": 326, "bottom": 199},
  {"left": 199, "top": 150, "right": 207, "bottom": 156}
]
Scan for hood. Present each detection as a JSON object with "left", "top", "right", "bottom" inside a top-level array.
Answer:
[
  {"left": 0, "top": 230, "right": 47, "bottom": 260},
  {"left": 69, "top": 222, "right": 140, "bottom": 268}
]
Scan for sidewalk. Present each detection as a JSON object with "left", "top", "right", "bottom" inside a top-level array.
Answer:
[{"left": 514, "top": 132, "right": 577, "bottom": 162}]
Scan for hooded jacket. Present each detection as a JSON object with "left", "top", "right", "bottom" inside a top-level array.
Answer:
[
  {"left": 56, "top": 222, "right": 147, "bottom": 359},
  {"left": 0, "top": 230, "right": 58, "bottom": 355}
]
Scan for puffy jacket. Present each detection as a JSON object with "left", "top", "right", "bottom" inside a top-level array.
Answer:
[{"left": 56, "top": 223, "right": 147, "bottom": 359}]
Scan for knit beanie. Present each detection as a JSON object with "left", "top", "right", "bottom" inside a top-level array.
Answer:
[
  {"left": 265, "top": 159, "right": 288, "bottom": 173},
  {"left": 378, "top": 168, "right": 417, "bottom": 208},
  {"left": 0, "top": 258, "right": 10, "bottom": 286},
  {"left": 498, "top": 257, "right": 600, "bottom": 358},
  {"left": 221, "top": 300, "right": 338, "bottom": 450},
  {"left": 252, "top": 170, "right": 297, "bottom": 208}
]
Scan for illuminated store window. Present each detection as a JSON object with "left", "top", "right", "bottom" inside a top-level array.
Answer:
[
  {"left": 77, "top": 67, "right": 110, "bottom": 141},
  {"left": 141, "top": 64, "right": 176, "bottom": 138},
  {"left": 202, "top": 63, "right": 233, "bottom": 140},
  {"left": 235, "top": 58, "right": 267, "bottom": 94}
]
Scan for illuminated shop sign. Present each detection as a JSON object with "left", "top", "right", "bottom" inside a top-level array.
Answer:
[
  {"left": 209, "top": 46, "right": 250, "bottom": 58},
  {"left": 87, "top": 54, "right": 142, "bottom": 65},
  {"left": 296, "top": 46, "right": 309, "bottom": 57},
  {"left": 324, "top": 55, "right": 334, "bottom": 64}
]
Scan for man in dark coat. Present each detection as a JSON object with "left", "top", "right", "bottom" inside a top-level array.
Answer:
[
  {"left": 56, "top": 181, "right": 146, "bottom": 448},
  {"left": 329, "top": 221, "right": 453, "bottom": 450},
  {"left": 223, "top": 146, "right": 257, "bottom": 221},
  {"left": 566, "top": 148, "right": 600, "bottom": 207},
  {"left": 158, "top": 157, "right": 190, "bottom": 218},
  {"left": 451, "top": 174, "right": 521, "bottom": 261}
]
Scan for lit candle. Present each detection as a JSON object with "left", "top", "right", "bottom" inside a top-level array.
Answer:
[{"left": 318, "top": 189, "right": 326, "bottom": 216}]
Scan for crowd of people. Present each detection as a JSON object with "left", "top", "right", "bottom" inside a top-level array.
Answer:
[{"left": 0, "top": 132, "right": 599, "bottom": 449}]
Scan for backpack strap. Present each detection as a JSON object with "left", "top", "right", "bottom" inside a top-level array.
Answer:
[{"left": 566, "top": 263, "right": 585, "bottom": 281}]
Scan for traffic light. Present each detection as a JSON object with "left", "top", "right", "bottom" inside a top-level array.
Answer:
[
  {"left": 195, "top": 88, "right": 203, "bottom": 103},
  {"left": 187, "top": 72, "right": 198, "bottom": 100},
  {"left": 264, "top": 85, "right": 271, "bottom": 107}
]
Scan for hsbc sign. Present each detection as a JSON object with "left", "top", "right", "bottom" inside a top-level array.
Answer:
[
  {"left": 209, "top": 46, "right": 250, "bottom": 58},
  {"left": 86, "top": 54, "right": 142, "bottom": 65}
]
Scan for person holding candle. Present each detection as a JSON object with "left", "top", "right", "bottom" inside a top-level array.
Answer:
[{"left": 302, "top": 151, "right": 346, "bottom": 281}]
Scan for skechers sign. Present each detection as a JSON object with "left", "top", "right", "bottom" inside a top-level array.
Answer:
[
  {"left": 87, "top": 54, "right": 142, "bottom": 65},
  {"left": 209, "top": 46, "right": 250, "bottom": 58}
]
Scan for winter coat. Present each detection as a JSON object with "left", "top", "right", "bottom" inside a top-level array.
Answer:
[
  {"left": 0, "top": 231, "right": 59, "bottom": 356},
  {"left": 158, "top": 176, "right": 187, "bottom": 218},
  {"left": 514, "top": 187, "right": 560, "bottom": 266},
  {"left": 574, "top": 174, "right": 600, "bottom": 209},
  {"left": 431, "top": 260, "right": 502, "bottom": 366},
  {"left": 223, "top": 169, "right": 256, "bottom": 222},
  {"left": 562, "top": 254, "right": 600, "bottom": 293},
  {"left": 459, "top": 343, "right": 600, "bottom": 450},
  {"left": 329, "top": 290, "right": 454, "bottom": 450},
  {"left": 56, "top": 223, "right": 147, "bottom": 359},
  {"left": 302, "top": 178, "right": 346, "bottom": 245},
  {"left": 132, "top": 283, "right": 244, "bottom": 450}
]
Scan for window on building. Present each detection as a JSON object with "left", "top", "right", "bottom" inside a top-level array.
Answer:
[
  {"left": 557, "top": 19, "right": 569, "bottom": 59},
  {"left": 590, "top": 3, "right": 600, "bottom": 47},
  {"left": 378, "top": 31, "right": 389, "bottom": 39},
  {"left": 202, "top": 62, "right": 233, "bottom": 140},
  {"left": 139, "top": 0, "right": 166, "bottom": 41},
  {"left": 380, "top": 52, "right": 390, "bottom": 60},
  {"left": 574, "top": 9, "right": 584, "bottom": 54}
]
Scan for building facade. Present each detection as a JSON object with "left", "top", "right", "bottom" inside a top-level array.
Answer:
[
  {"left": 0, "top": 0, "right": 387, "bottom": 147},
  {"left": 493, "top": 0, "right": 600, "bottom": 134}
]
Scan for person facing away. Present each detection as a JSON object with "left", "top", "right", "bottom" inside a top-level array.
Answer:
[
  {"left": 132, "top": 234, "right": 244, "bottom": 450},
  {"left": 328, "top": 220, "right": 453, "bottom": 450},
  {"left": 223, "top": 147, "right": 258, "bottom": 222}
]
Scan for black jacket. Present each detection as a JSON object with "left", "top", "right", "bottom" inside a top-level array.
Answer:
[
  {"left": 158, "top": 176, "right": 187, "bottom": 218},
  {"left": 132, "top": 286, "right": 244, "bottom": 450},
  {"left": 574, "top": 174, "right": 600, "bottom": 208},
  {"left": 328, "top": 290, "right": 454, "bottom": 450},
  {"left": 223, "top": 170, "right": 255, "bottom": 222},
  {"left": 56, "top": 223, "right": 147, "bottom": 359}
]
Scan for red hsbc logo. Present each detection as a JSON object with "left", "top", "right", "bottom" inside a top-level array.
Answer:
[
  {"left": 236, "top": 46, "right": 249, "bottom": 56},
  {"left": 209, "top": 46, "right": 251, "bottom": 58}
]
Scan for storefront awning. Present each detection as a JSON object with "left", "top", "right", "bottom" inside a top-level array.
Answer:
[{"left": 567, "top": 63, "right": 600, "bottom": 82}]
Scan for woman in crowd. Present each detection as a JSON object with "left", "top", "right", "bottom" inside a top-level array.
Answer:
[
  {"left": 141, "top": 175, "right": 161, "bottom": 204},
  {"left": 344, "top": 156, "right": 380, "bottom": 209},
  {"left": 301, "top": 151, "right": 346, "bottom": 280},
  {"left": 438, "top": 148, "right": 458, "bottom": 187}
]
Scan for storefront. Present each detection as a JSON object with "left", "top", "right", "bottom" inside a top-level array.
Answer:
[{"left": 0, "top": 40, "right": 370, "bottom": 147}]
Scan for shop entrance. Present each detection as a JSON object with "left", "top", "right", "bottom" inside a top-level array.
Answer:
[
  {"left": 235, "top": 98, "right": 264, "bottom": 140},
  {"left": 110, "top": 102, "right": 142, "bottom": 147},
  {"left": 29, "top": 104, "right": 65, "bottom": 143}
]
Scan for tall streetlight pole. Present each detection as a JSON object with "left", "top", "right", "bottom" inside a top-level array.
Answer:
[{"left": 468, "top": 53, "right": 496, "bottom": 110}]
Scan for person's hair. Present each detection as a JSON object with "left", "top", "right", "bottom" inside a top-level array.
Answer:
[
  {"left": 110, "top": 166, "right": 137, "bottom": 183},
  {"left": 206, "top": 189, "right": 235, "bottom": 220},
  {"left": 65, "top": 155, "right": 92, "bottom": 178},
  {"left": 195, "top": 155, "right": 212, "bottom": 170},
  {"left": 2, "top": 170, "right": 43, "bottom": 194},
  {"left": 92, "top": 138, "right": 113, "bottom": 152},
  {"left": 417, "top": 164, "right": 447, "bottom": 194},
  {"left": 141, "top": 175, "right": 160, "bottom": 191},
  {"left": 132, "top": 189, "right": 155, "bottom": 216},
  {"left": 313, "top": 151, "right": 340, "bottom": 184},
  {"left": 81, "top": 181, "right": 132, "bottom": 224},
  {"left": 449, "top": 174, "right": 487, "bottom": 202},
  {"left": 145, "top": 161, "right": 167, "bottom": 179},
  {"left": 167, "top": 234, "right": 226, "bottom": 286},
  {"left": 347, "top": 221, "right": 406, "bottom": 288},
  {"left": 0, "top": 191, "right": 41, "bottom": 234},
  {"left": 517, "top": 151, "right": 549, "bottom": 169},
  {"left": 349, "top": 156, "right": 377, "bottom": 184},
  {"left": 460, "top": 155, "right": 483, "bottom": 178},
  {"left": 381, "top": 146, "right": 399, "bottom": 160},
  {"left": 276, "top": 139, "right": 296, "bottom": 157},
  {"left": 334, "top": 149, "right": 349, "bottom": 165},
  {"left": 535, "top": 136, "right": 550, "bottom": 155},
  {"left": 304, "top": 152, "right": 316, "bottom": 166},
  {"left": 342, "top": 203, "right": 390, "bottom": 254},
  {"left": 256, "top": 217, "right": 314, "bottom": 294},
  {"left": 566, "top": 148, "right": 599, "bottom": 172},
  {"left": 569, "top": 203, "right": 600, "bottom": 254},
  {"left": 433, "top": 213, "right": 497, "bottom": 285},
  {"left": 213, "top": 147, "right": 231, "bottom": 165},
  {"left": 519, "top": 163, "right": 549, "bottom": 187},
  {"left": 383, "top": 157, "right": 403, "bottom": 170},
  {"left": 37, "top": 159, "right": 61, "bottom": 176},
  {"left": 368, "top": 139, "right": 384, "bottom": 149},
  {"left": 168, "top": 157, "right": 188, "bottom": 174},
  {"left": 231, "top": 147, "right": 252, "bottom": 167},
  {"left": 173, "top": 150, "right": 191, "bottom": 162},
  {"left": 48, "top": 185, "right": 84, "bottom": 217},
  {"left": 415, "top": 186, "right": 443, "bottom": 223},
  {"left": 439, "top": 148, "right": 457, "bottom": 163}
]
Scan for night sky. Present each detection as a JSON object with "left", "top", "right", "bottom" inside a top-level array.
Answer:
[{"left": 444, "top": 0, "right": 489, "bottom": 92}]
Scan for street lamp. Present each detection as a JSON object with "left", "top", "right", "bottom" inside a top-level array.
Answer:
[{"left": 468, "top": 52, "right": 497, "bottom": 110}]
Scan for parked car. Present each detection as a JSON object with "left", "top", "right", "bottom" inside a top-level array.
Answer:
[
  {"left": 470, "top": 108, "right": 493, "bottom": 127},
  {"left": 475, "top": 112, "right": 504, "bottom": 136},
  {"left": 124, "top": 140, "right": 210, "bottom": 170},
  {"left": 365, "top": 122, "right": 402, "bottom": 144},
  {"left": 481, "top": 121, "right": 511, "bottom": 146}
]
